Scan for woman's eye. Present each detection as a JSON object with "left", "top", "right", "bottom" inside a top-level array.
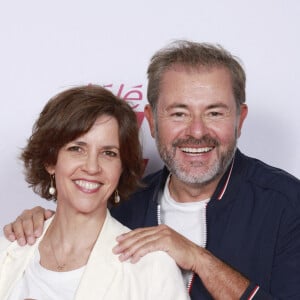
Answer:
[
  {"left": 68, "top": 146, "right": 82, "bottom": 152},
  {"left": 103, "top": 150, "right": 118, "bottom": 157}
]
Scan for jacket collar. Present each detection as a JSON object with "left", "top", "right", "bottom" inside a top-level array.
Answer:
[
  {"left": 75, "top": 211, "right": 129, "bottom": 299},
  {"left": 151, "top": 149, "right": 245, "bottom": 204},
  {"left": 209, "top": 149, "right": 246, "bottom": 206}
]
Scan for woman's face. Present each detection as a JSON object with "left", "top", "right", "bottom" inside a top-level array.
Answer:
[{"left": 47, "top": 115, "right": 122, "bottom": 215}]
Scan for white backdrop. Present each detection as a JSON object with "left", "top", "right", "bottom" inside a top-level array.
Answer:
[{"left": 0, "top": 0, "right": 299, "bottom": 231}]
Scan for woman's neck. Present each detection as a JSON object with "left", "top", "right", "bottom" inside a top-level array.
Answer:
[{"left": 39, "top": 207, "right": 107, "bottom": 272}]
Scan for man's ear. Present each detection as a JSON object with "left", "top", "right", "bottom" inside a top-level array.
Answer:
[
  {"left": 144, "top": 104, "right": 156, "bottom": 138},
  {"left": 237, "top": 104, "right": 248, "bottom": 137}
]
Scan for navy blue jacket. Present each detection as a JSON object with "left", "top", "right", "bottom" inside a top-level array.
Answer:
[{"left": 111, "top": 149, "right": 300, "bottom": 299}]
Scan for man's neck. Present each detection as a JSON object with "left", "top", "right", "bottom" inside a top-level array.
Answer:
[{"left": 168, "top": 174, "right": 221, "bottom": 203}]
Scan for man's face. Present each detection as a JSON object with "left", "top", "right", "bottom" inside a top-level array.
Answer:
[{"left": 145, "top": 66, "right": 247, "bottom": 187}]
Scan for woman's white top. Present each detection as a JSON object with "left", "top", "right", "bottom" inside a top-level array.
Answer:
[
  {"left": 8, "top": 249, "right": 85, "bottom": 300},
  {"left": 0, "top": 211, "right": 190, "bottom": 300}
]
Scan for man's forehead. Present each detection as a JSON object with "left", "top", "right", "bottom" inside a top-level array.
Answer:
[{"left": 163, "top": 63, "right": 230, "bottom": 76}]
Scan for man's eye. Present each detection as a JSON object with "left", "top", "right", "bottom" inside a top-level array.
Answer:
[
  {"left": 170, "top": 112, "right": 188, "bottom": 118},
  {"left": 210, "top": 111, "right": 223, "bottom": 116},
  {"left": 174, "top": 112, "right": 185, "bottom": 116},
  {"left": 206, "top": 111, "right": 226, "bottom": 119}
]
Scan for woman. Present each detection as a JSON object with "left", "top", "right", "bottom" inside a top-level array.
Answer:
[{"left": 0, "top": 85, "right": 189, "bottom": 300}]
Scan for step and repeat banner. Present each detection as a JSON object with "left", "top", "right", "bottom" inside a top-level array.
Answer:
[{"left": 0, "top": 1, "right": 299, "bottom": 230}]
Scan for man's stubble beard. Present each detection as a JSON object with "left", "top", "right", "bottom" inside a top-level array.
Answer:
[{"left": 155, "top": 125, "right": 238, "bottom": 187}]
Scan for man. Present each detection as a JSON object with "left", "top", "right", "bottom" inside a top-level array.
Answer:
[{"left": 4, "top": 41, "right": 300, "bottom": 299}]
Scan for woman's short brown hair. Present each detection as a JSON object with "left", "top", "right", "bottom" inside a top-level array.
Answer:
[{"left": 21, "top": 85, "right": 143, "bottom": 205}]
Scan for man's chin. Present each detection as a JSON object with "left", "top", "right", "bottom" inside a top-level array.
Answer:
[{"left": 172, "top": 168, "right": 219, "bottom": 186}]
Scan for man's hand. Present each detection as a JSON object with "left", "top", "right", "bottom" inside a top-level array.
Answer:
[
  {"left": 113, "top": 224, "right": 200, "bottom": 271},
  {"left": 3, "top": 206, "right": 54, "bottom": 246},
  {"left": 113, "top": 224, "right": 250, "bottom": 299}
]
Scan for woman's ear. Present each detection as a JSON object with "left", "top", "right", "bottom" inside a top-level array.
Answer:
[{"left": 45, "top": 164, "right": 55, "bottom": 175}]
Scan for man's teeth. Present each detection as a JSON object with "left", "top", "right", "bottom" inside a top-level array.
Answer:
[
  {"left": 180, "top": 147, "right": 212, "bottom": 153},
  {"left": 75, "top": 180, "right": 100, "bottom": 190}
]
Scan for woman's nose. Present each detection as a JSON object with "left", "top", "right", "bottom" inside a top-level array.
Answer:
[{"left": 82, "top": 154, "right": 101, "bottom": 174}]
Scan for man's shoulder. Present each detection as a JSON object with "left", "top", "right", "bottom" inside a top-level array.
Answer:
[
  {"left": 133, "top": 168, "right": 165, "bottom": 196},
  {"left": 240, "top": 151, "right": 299, "bottom": 187},
  {"left": 238, "top": 150, "right": 300, "bottom": 205},
  {"left": 110, "top": 168, "right": 167, "bottom": 228}
]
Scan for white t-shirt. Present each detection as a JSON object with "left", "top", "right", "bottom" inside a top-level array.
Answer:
[
  {"left": 160, "top": 175, "right": 210, "bottom": 285},
  {"left": 8, "top": 249, "right": 85, "bottom": 300}
]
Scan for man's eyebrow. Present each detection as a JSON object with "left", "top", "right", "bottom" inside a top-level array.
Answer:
[
  {"left": 165, "top": 102, "right": 230, "bottom": 111},
  {"left": 206, "top": 103, "right": 230, "bottom": 109},
  {"left": 165, "top": 103, "right": 189, "bottom": 110}
]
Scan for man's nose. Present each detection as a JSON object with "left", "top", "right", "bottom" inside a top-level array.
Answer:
[{"left": 185, "top": 115, "right": 208, "bottom": 138}]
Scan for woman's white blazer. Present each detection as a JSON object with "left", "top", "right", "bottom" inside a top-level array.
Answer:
[{"left": 0, "top": 211, "right": 190, "bottom": 300}]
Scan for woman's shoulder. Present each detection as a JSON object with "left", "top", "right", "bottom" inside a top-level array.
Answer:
[
  {"left": 0, "top": 235, "right": 14, "bottom": 250},
  {"left": 107, "top": 212, "right": 131, "bottom": 234},
  {"left": 139, "top": 249, "right": 178, "bottom": 268},
  {"left": 0, "top": 236, "right": 19, "bottom": 262}
]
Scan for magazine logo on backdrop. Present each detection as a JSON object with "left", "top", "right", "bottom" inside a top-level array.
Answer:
[
  {"left": 104, "top": 83, "right": 149, "bottom": 170},
  {"left": 104, "top": 83, "right": 145, "bottom": 127}
]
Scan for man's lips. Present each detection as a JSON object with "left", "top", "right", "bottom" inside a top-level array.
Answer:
[
  {"left": 174, "top": 135, "right": 218, "bottom": 155},
  {"left": 179, "top": 146, "right": 213, "bottom": 154}
]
